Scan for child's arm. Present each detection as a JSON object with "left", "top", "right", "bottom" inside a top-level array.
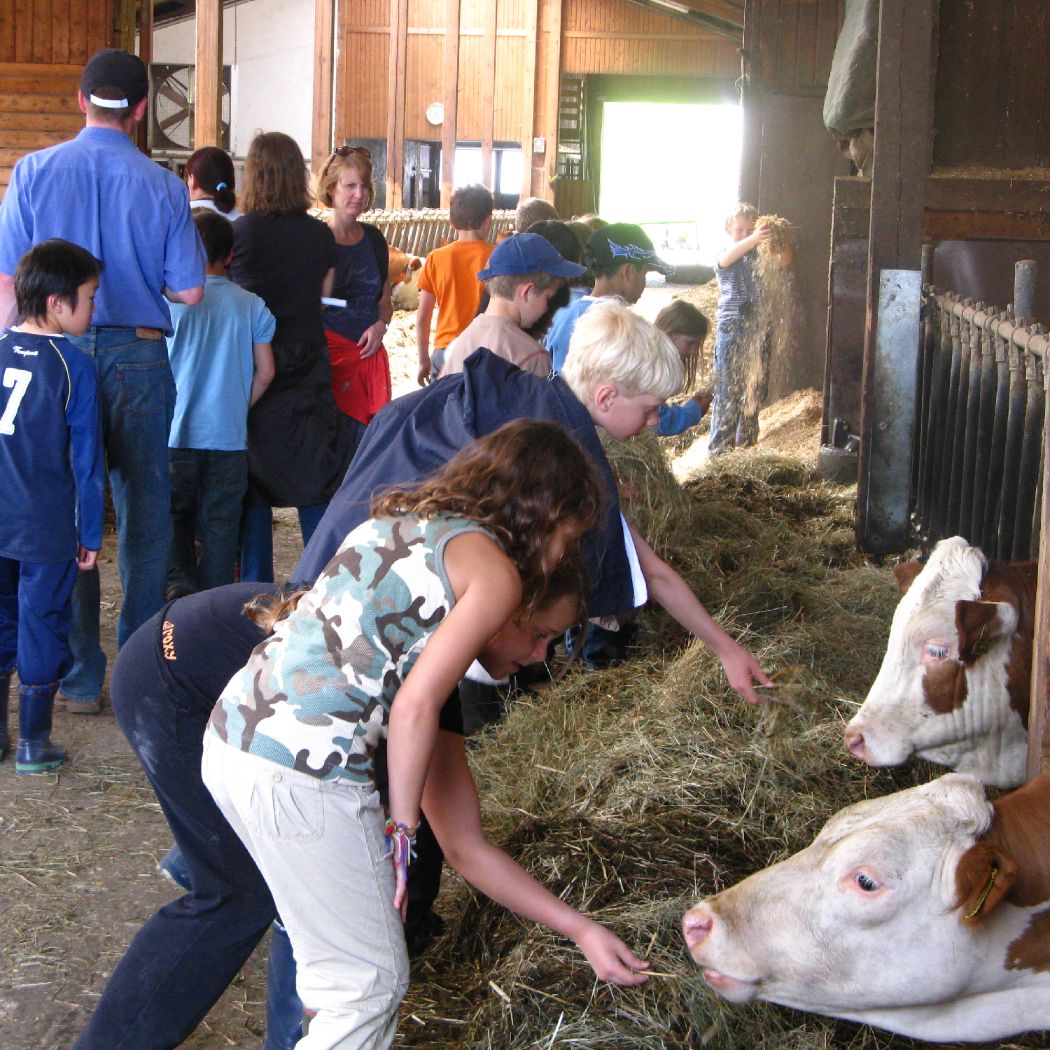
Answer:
[
  {"left": 716, "top": 227, "right": 771, "bottom": 270},
  {"left": 320, "top": 267, "right": 336, "bottom": 300},
  {"left": 384, "top": 532, "right": 521, "bottom": 911},
  {"left": 66, "top": 355, "right": 105, "bottom": 570},
  {"left": 415, "top": 290, "right": 436, "bottom": 385},
  {"left": 249, "top": 342, "right": 275, "bottom": 407},
  {"left": 358, "top": 277, "right": 393, "bottom": 360},
  {"left": 422, "top": 730, "right": 650, "bottom": 986},
  {"left": 626, "top": 519, "right": 771, "bottom": 704}
]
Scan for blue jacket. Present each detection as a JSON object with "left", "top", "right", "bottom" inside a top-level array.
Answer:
[{"left": 294, "top": 349, "right": 636, "bottom": 617}]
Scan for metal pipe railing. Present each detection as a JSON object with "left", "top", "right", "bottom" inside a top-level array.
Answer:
[
  {"left": 357, "top": 208, "right": 515, "bottom": 255},
  {"left": 914, "top": 259, "right": 1046, "bottom": 560}
]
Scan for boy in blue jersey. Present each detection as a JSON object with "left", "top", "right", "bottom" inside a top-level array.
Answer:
[
  {"left": 165, "top": 210, "right": 275, "bottom": 597},
  {"left": 0, "top": 239, "right": 105, "bottom": 773}
]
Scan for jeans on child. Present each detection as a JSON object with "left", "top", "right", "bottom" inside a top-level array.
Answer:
[
  {"left": 61, "top": 327, "right": 175, "bottom": 702},
  {"left": 203, "top": 736, "right": 410, "bottom": 1050},
  {"left": 73, "top": 617, "right": 278, "bottom": 1050},
  {"left": 239, "top": 503, "right": 329, "bottom": 584},
  {"left": 0, "top": 559, "right": 77, "bottom": 684},
  {"left": 708, "top": 318, "right": 744, "bottom": 455},
  {"left": 168, "top": 448, "right": 249, "bottom": 594}
]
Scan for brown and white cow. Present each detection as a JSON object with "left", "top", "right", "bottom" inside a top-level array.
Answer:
[
  {"left": 683, "top": 772, "right": 1050, "bottom": 1041},
  {"left": 844, "top": 536, "right": 1036, "bottom": 789},
  {"left": 388, "top": 247, "right": 423, "bottom": 311}
]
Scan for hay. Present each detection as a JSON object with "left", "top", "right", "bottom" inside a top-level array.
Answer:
[
  {"left": 392, "top": 433, "right": 1021, "bottom": 1049},
  {"left": 755, "top": 214, "right": 795, "bottom": 256}
]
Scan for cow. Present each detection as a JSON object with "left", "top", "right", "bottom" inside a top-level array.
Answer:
[
  {"left": 387, "top": 246, "right": 423, "bottom": 311},
  {"left": 682, "top": 771, "right": 1050, "bottom": 1042},
  {"left": 843, "top": 536, "right": 1036, "bottom": 789}
]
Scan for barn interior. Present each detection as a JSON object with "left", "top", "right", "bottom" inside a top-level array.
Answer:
[{"left": 1, "top": 2, "right": 1049, "bottom": 1047}]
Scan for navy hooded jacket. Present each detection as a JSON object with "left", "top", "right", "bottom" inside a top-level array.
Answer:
[{"left": 294, "top": 348, "right": 635, "bottom": 617}]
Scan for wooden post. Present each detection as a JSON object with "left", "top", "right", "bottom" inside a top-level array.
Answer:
[
  {"left": 481, "top": 0, "right": 497, "bottom": 191},
  {"left": 312, "top": 0, "right": 336, "bottom": 175},
  {"left": 521, "top": 0, "right": 538, "bottom": 201},
  {"left": 855, "top": 0, "right": 937, "bottom": 553},
  {"left": 441, "top": 0, "right": 461, "bottom": 209},
  {"left": 539, "top": 0, "right": 562, "bottom": 202},
  {"left": 194, "top": 0, "right": 223, "bottom": 149},
  {"left": 385, "top": 0, "right": 408, "bottom": 209},
  {"left": 1027, "top": 384, "right": 1050, "bottom": 778},
  {"left": 137, "top": 0, "right": 154, "bottom": 154}
]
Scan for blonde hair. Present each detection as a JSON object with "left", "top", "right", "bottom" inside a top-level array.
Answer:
[
  {"left": 655, "top": 299, "right": 709, "bottom": 387},
  {"left": 726, "top": 201, "right": 759, "bottom": 229},
  {"left": 560, "top": 299, "right": 684, "bottom": 401},
  {"left": 314, "top": 150, "right": 376, "bottom": 211}
]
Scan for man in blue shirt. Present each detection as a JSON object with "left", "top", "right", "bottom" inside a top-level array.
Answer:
[{"left": 0, "top": 48, "right": 206, "bottom": 713}]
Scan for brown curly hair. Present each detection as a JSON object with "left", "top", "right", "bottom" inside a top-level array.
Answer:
[{"left": 371, "top": 419, "right": 604, "bottom": 612}]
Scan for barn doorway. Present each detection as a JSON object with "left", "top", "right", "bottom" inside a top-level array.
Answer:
[{"left": 598, "top": 100, "right": 742, "bottom": 267}]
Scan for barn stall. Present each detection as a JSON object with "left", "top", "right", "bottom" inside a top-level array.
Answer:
[{"left": 2, "top": 0, "right": 1050, "bottom": 1047}]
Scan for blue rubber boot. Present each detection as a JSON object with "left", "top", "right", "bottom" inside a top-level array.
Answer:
[
  {"left": 15, "top": 681, "right": 67, "bottom": 774},
  {"left": 0, "top": 671, "right": 10, "bottom": 761}
]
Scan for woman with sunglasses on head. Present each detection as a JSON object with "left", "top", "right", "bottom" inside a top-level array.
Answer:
[
  {"left": 314, "top": 146, "right": 393, "bottom": 441},
  {"left": 230, "top": 132, "right": 356, "bottom": 582}
]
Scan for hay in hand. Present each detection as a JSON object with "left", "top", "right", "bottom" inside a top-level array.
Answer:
[{"left": 755, "top": 214, "right": 795, "bottom": 256}]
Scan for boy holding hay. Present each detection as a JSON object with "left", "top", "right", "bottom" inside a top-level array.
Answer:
[
  {"left": 709, "top": 203, "right": 791, "bottom": 455},
  {"left": 300, "top": 299, "right": 771, "bottom": 706}
]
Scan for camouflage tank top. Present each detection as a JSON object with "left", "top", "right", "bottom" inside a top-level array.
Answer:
[{"left": 208, "top": 514, "right": 492, "bottom": 784}]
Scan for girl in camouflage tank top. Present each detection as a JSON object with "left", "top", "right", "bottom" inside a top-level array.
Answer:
[{"left": 203, "top": 420, "right": 651, "bottom": 1049}]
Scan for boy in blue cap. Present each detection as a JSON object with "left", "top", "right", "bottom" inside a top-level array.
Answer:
[{"left": 440, "top": 231, "right": 585, "bottom": 378}]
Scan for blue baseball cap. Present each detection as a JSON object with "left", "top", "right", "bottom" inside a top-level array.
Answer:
[{"left": 477, "top": 233, "right": 587, "bottom": 281}]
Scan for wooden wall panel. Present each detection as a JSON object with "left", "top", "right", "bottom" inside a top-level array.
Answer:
[
  {"left": 749, "top": 0, "right": 842, "bottom": 89},
  {"left": 404, "top": 33, "right": 444, "bottom": 139},
  {"left": 934, "top": 0, "right": 1050, "bottom": 169},
  {"left": 335, "top": 0, "right": 389, "bottom": 140},
  {"left": 493, "top": 35, "right": 524, "bottom": 140},
  {"left": 456, "top": 35, "right": 483, "bottom": 139},
  {"left": 2, "top": 0, "right": 109, "bottom": 63}
]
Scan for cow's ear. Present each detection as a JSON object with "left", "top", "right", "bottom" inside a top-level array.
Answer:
[
  {"left": 954, "top": 840, "right": 1019, "bottom": 924},
  {"left": 956, "top": 599, "right": 1018, "bottom": 664},
  {"left": 894, "top": 561, "right": 924, "bottom": 595}
]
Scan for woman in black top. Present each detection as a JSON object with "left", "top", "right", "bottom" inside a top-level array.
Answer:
[{"left": 230, "top": 132, "right": 356, "bottom": 581}]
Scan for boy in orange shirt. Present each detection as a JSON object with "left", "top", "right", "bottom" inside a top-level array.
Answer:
[{"left": 415, "top": 184, "right": 494, "bottom": 384}]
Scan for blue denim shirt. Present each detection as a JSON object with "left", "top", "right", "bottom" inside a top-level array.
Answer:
[{"left": 0, "top": 126, "right": 205, "bottom": 333}]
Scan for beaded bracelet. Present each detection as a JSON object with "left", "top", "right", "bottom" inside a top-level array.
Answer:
[{"left": 384, "top": 819, "right": 418, "bottom": 878}]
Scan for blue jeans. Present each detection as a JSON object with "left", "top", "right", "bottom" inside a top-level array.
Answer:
[
  {"left": 61, "top": 328, "right": 175, "bottom": 701},
  {"left": 73, "top": 608, "right": 278, "bottom": 1049},
  {"left": 168, "top": 448, "right": 248, "bottom": 594},
  {"left": 239, "top": 503, "right": 328, "bottom": 584},
  {"left": 0, "top": 558, "right": 77, "bottom": 684},
  {"left": 709, "top": 318, "right": 749, "bottom": 454}
]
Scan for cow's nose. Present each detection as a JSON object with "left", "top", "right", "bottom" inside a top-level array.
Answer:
[
  {"left": 682, "top": 903, "right": 715, "bottom": 950},
  {"left": 844, "top": 727, "right": 867, "bottom": 760}
]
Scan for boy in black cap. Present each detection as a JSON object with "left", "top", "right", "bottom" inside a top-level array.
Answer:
[
  {"left": 545, "top": 222, "right": 673, "bottom": 372},
  {"left": 440, "top": 232, "right": 585, "bottom": 379}
]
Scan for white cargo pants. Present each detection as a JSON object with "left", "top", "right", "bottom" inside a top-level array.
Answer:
[{"left": 202, "top": 733, "right": 410, "bottom": 1049}]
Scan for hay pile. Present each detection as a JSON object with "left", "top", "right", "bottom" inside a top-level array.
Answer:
[{"left": 394, "top": 434, "right": 1019, "bottom": 1049}]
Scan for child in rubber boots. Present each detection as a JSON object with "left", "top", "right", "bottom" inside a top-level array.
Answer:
[
  {"left": 0, "top": 239, "right": 104, "bottom": 773},
  {"left": 203, "top": 419, "right": 651, "bottom": 1049}
]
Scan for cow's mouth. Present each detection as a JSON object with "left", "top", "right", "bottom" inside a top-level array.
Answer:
[{"left": 702, "top": 967, "right": 760, "bottom": 1002}]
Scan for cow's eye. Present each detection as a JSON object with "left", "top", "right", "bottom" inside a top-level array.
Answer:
[
  {"left": 924, "top": 643, "right": 949, "bottom": 660},
  {"left": 855, "top": 872, "right": 881, "bottom": 892}
]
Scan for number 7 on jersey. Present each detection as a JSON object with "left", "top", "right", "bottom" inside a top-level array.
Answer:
[{"left": 0, "top": 367, "right": 33, "bottom": 435}]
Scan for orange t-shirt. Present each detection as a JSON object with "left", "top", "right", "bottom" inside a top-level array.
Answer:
[{"left": 417, "top": 239, "right": 495, "bottom": 349}]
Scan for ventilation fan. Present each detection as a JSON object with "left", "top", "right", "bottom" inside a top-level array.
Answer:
[{"left": 149, "top": 63, "right": 232, "bottom": 151}]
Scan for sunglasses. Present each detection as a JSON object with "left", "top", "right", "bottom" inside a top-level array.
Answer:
[{"left": 332, "top": 145, "right": 371, "bottom": 160}]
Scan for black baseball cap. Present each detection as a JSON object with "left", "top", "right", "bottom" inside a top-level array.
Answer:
[
  {"left": 585, "top": 223, "right": 675, "bottom": 276},
  {"left": 81, "top": 49, "right": 149, "bottom": 109}
]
